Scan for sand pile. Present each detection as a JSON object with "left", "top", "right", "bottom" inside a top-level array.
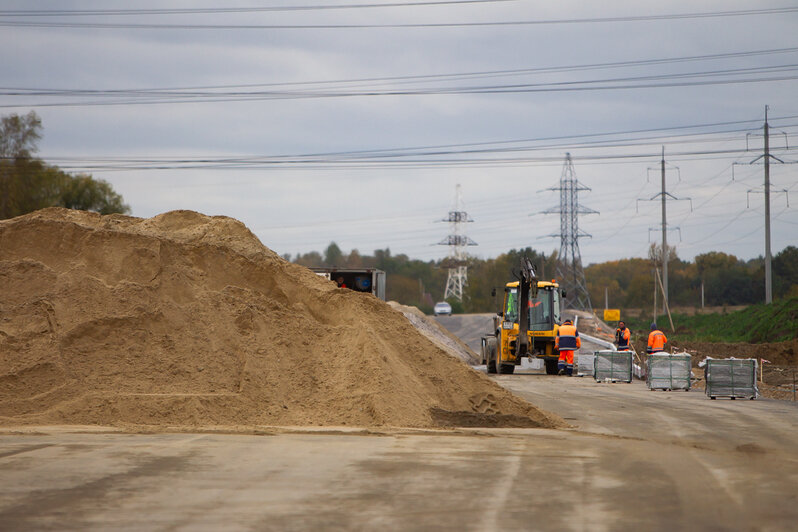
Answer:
[
  {"left": 387, "top": 302, "right": 480, "bottom": 365},
  {"left": 0, "top": 208, "right": 560, "bottom": 430}
]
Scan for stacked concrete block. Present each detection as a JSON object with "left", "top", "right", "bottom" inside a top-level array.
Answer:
[
  {"left": 577, "top": 353, "right": 595, "bottom": 377},
  {"left": 704, "top": 358, "right": 758, "bottom": 400},
  {"left": 594, "top": 350, "right": 633, "bottom": 383},
  {"left": 647, "top": 353, "right": 691, "bottom": 391}
]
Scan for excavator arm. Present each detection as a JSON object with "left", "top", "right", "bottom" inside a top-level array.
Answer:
[{"left": 515, "top": 256, "right": 538, "bottom": 359}]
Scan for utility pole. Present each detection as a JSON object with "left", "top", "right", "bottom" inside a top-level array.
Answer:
[
  {"left": 764, "top": 106, "right": 772, "bottom": 304},
  {"left": 661, "top": 147, "right": 668, "bottom": 313},
  {"left": 701, "top": 281, "right": 705, "bottom": 309},
  {"left": 747, "top": 105, "right": 788, "bottom": 304},
  {"left": 638, "top": 148, "right": 690, "bottom": 315},
  {"left": 653, "top": 269, "right": 657, "bottom": 323}
]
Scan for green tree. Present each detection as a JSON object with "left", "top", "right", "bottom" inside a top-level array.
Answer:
[
  {"left": 1, "top": 111, "right": 130, "bottom": 219},
  {"left": 693, "top": 252, "right": 760, "bottom": 305},
  {"left": 1, "top": 111, "right": 46, "bottom": 218},
  {"left": 57, "top": 173, "right": 130, "bottom": 214},
  {"left": 696, "top": 251, "right": 738, "bottom": 275},
  {"left": 345, "top": 249, "right": 363, "bottom": 268},
  {"left": 323, "top": 242, "right": 344, "bottom": 266},
  {"left": 773, "top": 246, "right": 798, "bottom": 298},
  {"left": 294, "top": 251, "right": 323, "bottom": 267},
  {"left": 0, "top": 111, "right": 41, "bottom": 159}
]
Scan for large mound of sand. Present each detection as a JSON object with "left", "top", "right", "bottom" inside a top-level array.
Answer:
[
  {"left": 0, "top": 208, "right": 560, "bottom": 430},
  {"left": 388, "top": 301, "right": 480, "bottom": 365}
]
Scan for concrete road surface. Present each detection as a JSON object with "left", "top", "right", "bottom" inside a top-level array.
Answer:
[
  {"left": 3, "top": 387, "right": 797, "bottom": 531},
  {"left": 2, "top": 314, "right": 798, "bottom": 531}
]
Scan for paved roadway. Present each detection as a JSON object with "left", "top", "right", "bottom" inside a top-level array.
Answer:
[{"left": 2, "top": 314, "right": 798, "bottom": 531}]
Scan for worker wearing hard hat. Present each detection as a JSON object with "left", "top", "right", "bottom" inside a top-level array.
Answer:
[
  {"left": 615, "top": 321, "right": 631, "bottom": 351},
  {"left": 555, "top": 319, "right": 581, "bottom": 376},
  {"left": 647, "top": 323, "right": 667, "bottom": 353}
]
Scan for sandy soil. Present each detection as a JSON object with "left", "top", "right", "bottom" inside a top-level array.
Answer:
[
  {"left": 0, "top": 208, "right": 559, "bottom": 430},
  {"left": 387, "top": 301, "right": 480, "bottom": 365}
]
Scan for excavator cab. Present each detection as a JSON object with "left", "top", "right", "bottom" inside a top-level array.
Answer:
[{"left": 503, "top": 283, "right": 561, "bottom": 335}]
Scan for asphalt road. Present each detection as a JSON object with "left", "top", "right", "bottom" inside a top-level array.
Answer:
[{"left": 2, "top": 314, "right": 797, "bottom": 531}]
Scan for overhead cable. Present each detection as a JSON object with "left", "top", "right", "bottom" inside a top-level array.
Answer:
[
  {"left": 2, "top": 6, "right": 798, "bottom": 29},
  {"left": 0, "top": 1, "right": 512, "bottom": 17}
]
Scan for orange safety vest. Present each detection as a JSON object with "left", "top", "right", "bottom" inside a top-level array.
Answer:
[
  {"left": 556, "top": 324, "right": 581, "bottom": 350},
  {"left": 616, "top": 327, "right": 631, "bottom": 349},
  {"left": 647, "top": 330, "right": 667, "bottom": 353}
]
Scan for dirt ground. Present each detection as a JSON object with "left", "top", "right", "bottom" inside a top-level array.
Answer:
[{"left": 636, "top": 338, "right": 798, "bottom": 401}]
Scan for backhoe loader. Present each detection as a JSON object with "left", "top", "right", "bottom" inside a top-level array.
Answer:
[{"left": 482, "top": 257, "right": 565, "bottom": 375}]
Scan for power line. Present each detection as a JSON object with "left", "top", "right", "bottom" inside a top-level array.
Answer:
[
  {"left": 2, "top": 6, "right": 798, "bottom": 29},
  {"left": 26, "top": 115, "right": 798, "bottom": 167},
  {"left": 33, "top": 146, "right": 798, "bottom": 172},
  {"left": 0, "top": 1, "right": 513, "bottom": 17},
  {"left": 5, "top": 65, "right": 798, "bottom": 108},
  {"left": 6, "top": 46, "right": 798, "bottom": 95}
]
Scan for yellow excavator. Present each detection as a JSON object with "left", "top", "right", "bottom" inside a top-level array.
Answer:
[{"left": 482, "top": 257, "right": 565, "bottom": 375}]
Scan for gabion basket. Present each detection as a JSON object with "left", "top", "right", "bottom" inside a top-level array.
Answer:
[
  {"left": 647, "top": 353, "right": 691, "bottom": 391},
  {"left": 704, "top": 358, "right": 758, "bottom": 400},
  {"left": 594, "top": 351, "right": 632, "bottom": 383}
]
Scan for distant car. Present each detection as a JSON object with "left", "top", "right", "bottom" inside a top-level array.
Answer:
[{"left": 433, "top": 302, "right": 452, "bottom": 316}]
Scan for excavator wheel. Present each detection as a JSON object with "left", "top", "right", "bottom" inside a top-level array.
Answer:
[
  {"left": 544, "top": 358, "right": 559, "bottom": 375},
  {"left": 486, "top": 336, "right": 498, "bottom": 374}
]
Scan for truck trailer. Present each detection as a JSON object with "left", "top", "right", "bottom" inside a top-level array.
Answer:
[{"left": 311, "top": 268, "right": 386, "bottom": 300}]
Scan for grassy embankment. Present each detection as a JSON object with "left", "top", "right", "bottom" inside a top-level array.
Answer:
[{"left": 624, "top": 298, "right": 798, "bottom": 343}]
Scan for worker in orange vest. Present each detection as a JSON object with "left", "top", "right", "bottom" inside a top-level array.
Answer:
[
  {"left": 555, "top": 319, "right": 581, "bottom": 376},
  {"left": 615, "top": 321, "right": 631, "bottom": 351},
  {"left": 647, "top": 323, "right": 667, "bottom": 353}
]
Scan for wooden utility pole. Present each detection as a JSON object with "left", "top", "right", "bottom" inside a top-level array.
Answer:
[
  {"left": 655, "top": 268, "right": 675, "bottom": 332},
  {"left": 653, "top": 270, "right": 657, "bottom": 324}
]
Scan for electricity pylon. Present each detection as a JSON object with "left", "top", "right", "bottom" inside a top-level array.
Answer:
[
  {"left": 542, "top": 153, "right": 597, "bottom": 312},
  {"left": 438, "top": 184, "right": 476, "bottom": 301}
]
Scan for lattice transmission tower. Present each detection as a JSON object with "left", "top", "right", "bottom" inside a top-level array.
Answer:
[
  {"left": 542, "top": 153, "right": 597, "bottom": 312},
  {"left": 438, "top": 184, "right": 477, "bottom": 301}
]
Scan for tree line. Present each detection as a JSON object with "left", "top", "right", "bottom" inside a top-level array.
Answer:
[
  {"left": 1, "top": 112, "right": 129, "bottom": 220},
  {"left": 289, "top": 242, "right": 798, "bottom": 315}
]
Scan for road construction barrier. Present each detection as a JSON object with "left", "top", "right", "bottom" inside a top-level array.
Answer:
[{"left": 647, "top": 353, "right": 691, "bottom": 391}]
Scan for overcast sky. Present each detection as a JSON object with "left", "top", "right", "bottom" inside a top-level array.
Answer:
[{"left": 2, "top": 0, "right": 797, "bottom": 266}]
